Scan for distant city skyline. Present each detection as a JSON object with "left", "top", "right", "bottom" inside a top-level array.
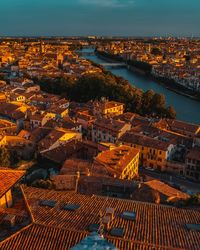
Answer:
[{"left": 0, "top": 0, "right": 200, "bottom": 37}]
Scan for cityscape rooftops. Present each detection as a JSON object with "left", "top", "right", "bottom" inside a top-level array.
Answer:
[
  {"left": 2, "top": 186, "right": 199, "bottom": 250},
  {"left": 143, "top": 180, "right": 189, "bottom": 200},
  {"left": 94, "top": 118, "right": 129, "bottom": 133},
  {"left": 165, "top": 119, "right": 200, "bottom": 134},
  {"left": 120, "top": 131, "right": 173, "bottom": 151}
]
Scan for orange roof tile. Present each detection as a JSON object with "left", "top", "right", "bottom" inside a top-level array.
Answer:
[
  {"left": 95, "top": 145, "right": 139, "bottom": 177},
  {"left": 19, "top": 186, "right": 200, "bottom": 250},
  {"left": 144, "top": 180, "right": 189, "bottom": 200},
  {"left": 0, "top": 170, "right": 25, "bottom": 198}
]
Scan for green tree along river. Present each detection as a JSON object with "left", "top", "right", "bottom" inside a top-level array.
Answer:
[{"left": 81, "top": 48, "right": 200, "bottom": 124}]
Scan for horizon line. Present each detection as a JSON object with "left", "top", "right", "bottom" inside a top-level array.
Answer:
[{"left": 0, "top": 35, "right": 200, "bottom": 39}]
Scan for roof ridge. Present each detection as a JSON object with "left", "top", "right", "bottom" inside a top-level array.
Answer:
[{"left": 20, "top": 185, "right": 35, "bottom": 223}]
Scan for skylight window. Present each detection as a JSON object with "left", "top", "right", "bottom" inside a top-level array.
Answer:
[
  {"left": 39, "top": 200, "right": 57, "bottom": 208},
  {"left": 62, "top": 203, "right": 80, "bottom": 211},
  {"left": 186, "top": 224, "right": 200, "bottom": 231},
  {"left": 110, "top": 227, "right": 124, "bottom": 237},
  {"left": 121, "top": 211, "right": 136, "bottom": 221}
]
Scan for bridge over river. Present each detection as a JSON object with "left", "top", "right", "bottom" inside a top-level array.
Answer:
[{"left": 101, "top": 63, "right": 127, "bottom": 68}]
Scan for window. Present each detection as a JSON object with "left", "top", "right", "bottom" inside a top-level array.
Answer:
[
  {"left": 62, "top": 203, "right": 80, "bottom": 211},
  {"left": 110, "top": 228, "right": 124, "bottom": 237},
  {"left": 121, "top": 211, "right": 136, "bottom": 221},
  {"left": 186, "top": 224, "right": 200, "bottom": 232},
  {"left": 39, "top": 200, "right": 56, "bottom": 208}
]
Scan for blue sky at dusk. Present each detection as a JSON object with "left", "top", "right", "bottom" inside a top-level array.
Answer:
[{"left": 0, "top": 0, "right": 199, "bottom": 36}]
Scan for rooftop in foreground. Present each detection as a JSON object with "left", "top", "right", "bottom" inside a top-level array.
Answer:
[{"left": 0, "top": 186, "right": 198, "bottom": 250}]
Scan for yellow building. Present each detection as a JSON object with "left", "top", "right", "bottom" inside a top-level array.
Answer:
[
  {"left": 120, "top": 132, "right": 175, "bottom": 171},
  {"left": 0, "top": 169, "right": 25, "bottom": 208},
  {"left": 46, "top": 107, "right": 69, "bottom": 119},
  {"left": 94, "top": 145, "right": 140, "bottom": 180},
  {"left": 93, "top": 99, "right": 124, "bottom": 118}
]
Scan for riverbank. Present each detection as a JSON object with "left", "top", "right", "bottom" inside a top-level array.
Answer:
[
  {"left": 95, "top": 50, "right": 200, "bottom": 102},
  {"left": 150, "top": 75, "right": 200, "bottom": 102},
  {"left": 81, "top": 47, "right": 200, "bottom": 124}
]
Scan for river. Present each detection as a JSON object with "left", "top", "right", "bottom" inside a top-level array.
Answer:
[{"left": 80, "top": 48, "right": 200, "bottom": 125}]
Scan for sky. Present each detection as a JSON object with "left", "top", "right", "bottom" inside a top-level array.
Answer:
[{"left": 0, "top": 0, "right": 200, "bottom": 37}]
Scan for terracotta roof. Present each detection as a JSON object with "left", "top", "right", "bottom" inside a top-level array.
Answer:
[
  {"left": 29, "top": 113, "right": 45, "bottom": 121},
  {"left": 0, "top": 170, "right": 25, "bottom": 198},
  {"left": 131, "top": 116, "right": 153, "bottom": 127},
  {"left": 0, "top": 223, "right": 167, "bottom": 250},
  {"left": 76, "top": 112, "right": 95, "bottom": 122},
  {"left": 114, "top": 112, "right": 136, "bottom": 123},
  {"left": 17, "top": 130, "right": 30, "bottom": 138},
  {"left": 0, "top": 103, "right": 25, "bottom": 120},
  {"left": 41, "top": 141, "right": 83, "bottom": 164},
  {"left": 0, "top": 119, "right": 16, "bottom": 129},
  {"left": 45, "top": 117, "right": 80, "bottom": 130},
  {"left": 38, "top": 129, "right": 66, "bottom": 151},
  {"left": 103, "top": 101, "right": 124, "bottom": 110},
  {"left": 130, "top": 125, "right": 192, "bottom": 146},
  {"left": 29, "top": 127, "right": 51, "bottom": 143},
  {"left": 14, "top": 186, "right": 200, "bottom": 250},
  {"left": 120, "top": 131, "right": 173, "bottom": 151},
  {"left": 0, "top": 224, "right": 87, "bottom": 250},
  {"left": 61, "top": 159, "right": 92, "bottom": 175},
  {"left": 95, "top": 145, "right": 139, "bottom": 177},
  {"left": 94, "top": 118, "right": 129, "bottom": 133},
  {"left": 166, "top": 119, "right": 200, "bottom": 134},
  {"left": 144, "top": 180, "right": 189, "bottom": 200}
]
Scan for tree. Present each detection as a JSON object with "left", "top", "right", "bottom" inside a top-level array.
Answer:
[
  {"left": 142, "top": 89, "right": 155, "bottom": 114},
  {"left": 31, "top": 179, "right": 54, "bottom": 189},
  {"left": 152, "top": 93, "right": 166, "bottom": 115},
  {"left": 0, "top": 146, "right": 11, "bottom": 167},
  {"left": 131, "top": 93, "right": 142, "bottom": 113},
  {"left": 166, "top": 106, "right": 176, "bottom": 119},
  {"left": 71, "top": 74, "right": 106, "bottom": 102},
  {"left": 36, "top": 70, "right": 175, "bottom": 119}
]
